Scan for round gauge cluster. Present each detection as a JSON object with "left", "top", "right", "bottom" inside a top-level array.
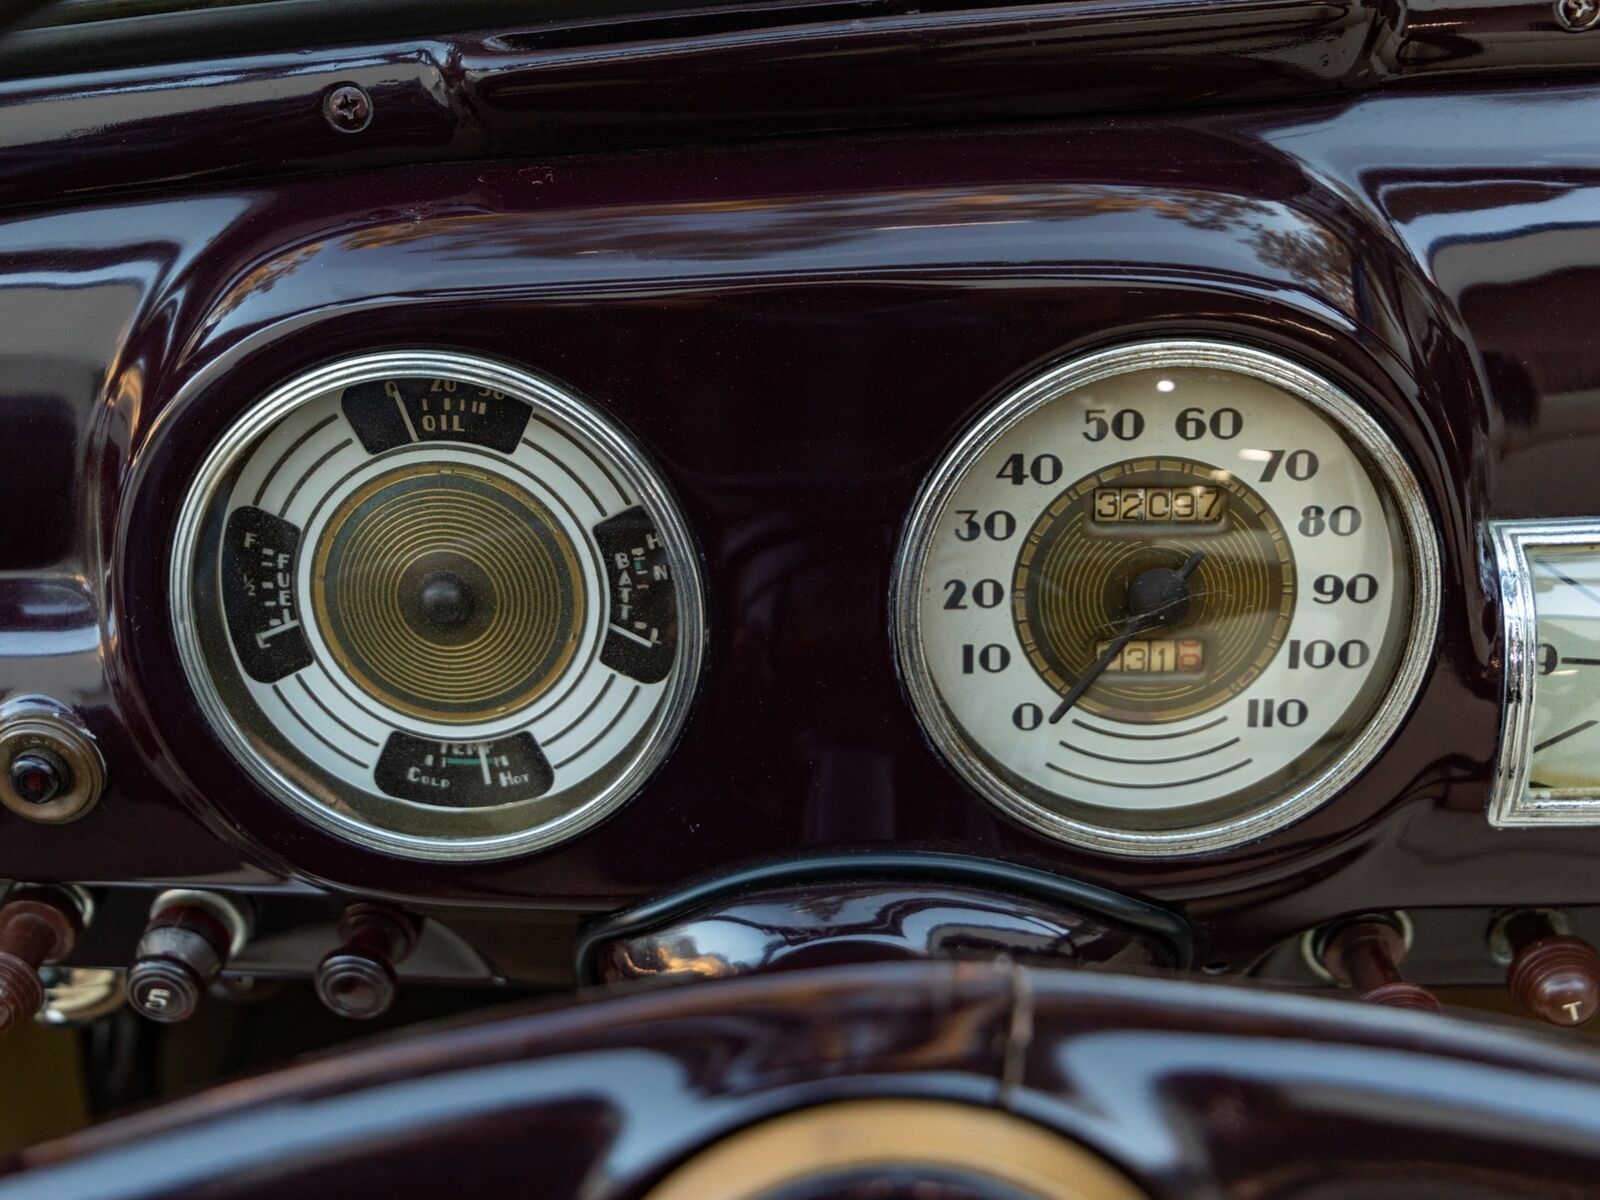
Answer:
[
  {"left": 171, "top": 352, "right": 703, "bottom": 861},
  {"left": 894, "top": 341, "right": 1439, "bottom": 855}
]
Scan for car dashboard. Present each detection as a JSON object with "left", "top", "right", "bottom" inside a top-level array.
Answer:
[{"left": 4, "top": 0, "right": 1600, "bottom": 1178}]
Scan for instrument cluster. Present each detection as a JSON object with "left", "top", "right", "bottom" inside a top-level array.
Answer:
[
  {"left": 4, "top": 92, "right": 1597, "bottom": 1015},
  {"left": 135, "top": 338, "right": 1454, "bottom": 865}
]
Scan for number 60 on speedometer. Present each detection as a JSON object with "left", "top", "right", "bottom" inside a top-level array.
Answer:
[{"left": 892, "top": 341, "right": 1440, "bottom": 856}]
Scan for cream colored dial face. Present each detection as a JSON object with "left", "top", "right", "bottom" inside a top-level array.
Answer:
[{"left": 896, "top": 344, "right": 1436, "bottom": 854}]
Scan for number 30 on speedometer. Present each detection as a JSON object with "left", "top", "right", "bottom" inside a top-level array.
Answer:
[{"left": 892, "top": 341, "right": 1440, "bottom": 855}]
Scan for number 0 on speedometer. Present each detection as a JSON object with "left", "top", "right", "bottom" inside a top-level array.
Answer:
[{"left": 893, "top": 341, "right": 1439, "bottom": 855}]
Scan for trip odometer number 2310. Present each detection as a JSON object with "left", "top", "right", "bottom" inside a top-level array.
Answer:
[{"left": 893, "top": 341, "right": 1438, "bottom": 856}]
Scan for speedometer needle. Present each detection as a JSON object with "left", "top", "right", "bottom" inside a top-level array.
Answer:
[{"left": 1048, "top": 549, "right": 1205, "bottom": 725}]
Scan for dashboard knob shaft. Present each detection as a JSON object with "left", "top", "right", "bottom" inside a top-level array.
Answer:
[
  {"left": 1319, "top": 917, "right": 1440, "bottom": 1011},
  {"left": 314, "top": 903, "right": 418, "bottom": 1020},
  {"left": 1501, "top": 910, "right": 1600, "bottom": 1027},
  {"left": 0, "top": 889, "right": 83, "bottom": 1035}
]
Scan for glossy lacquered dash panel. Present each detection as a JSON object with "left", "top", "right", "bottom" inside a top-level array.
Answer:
[
  {"left": 4, "top": 0, "right": 1600, "bottom": 214},
  {"left": 1, "top": 77, "right": 1598, "bottom": 966}
]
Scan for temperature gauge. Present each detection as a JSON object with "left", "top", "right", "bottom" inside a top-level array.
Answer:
[{"left": 374, "top": 733, "right": 553, "bottom": 807}]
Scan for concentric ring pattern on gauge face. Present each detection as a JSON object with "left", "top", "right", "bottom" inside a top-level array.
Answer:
[
  {"left": 170, "top": 352, "right": 705, "bottom": 861},
  {"left": 893, "top": 341, "right": 1440, "bottom": 856}
]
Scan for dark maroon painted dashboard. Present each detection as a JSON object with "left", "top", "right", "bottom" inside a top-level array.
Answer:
[{"left": 3, "top": 0, "right": 1600, "bottom": 994}]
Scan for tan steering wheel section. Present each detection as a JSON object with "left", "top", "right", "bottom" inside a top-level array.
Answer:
[{"left": 641, "top": 1099, "right": 1149, "bottom": 1200}]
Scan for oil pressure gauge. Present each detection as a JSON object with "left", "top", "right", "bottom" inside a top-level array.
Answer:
[
  {"left": 893, "top": 341, "right": 1440, "bottom": 855},
  {"left": 171, "top": 351, "right": 704, "bottom": 861}
]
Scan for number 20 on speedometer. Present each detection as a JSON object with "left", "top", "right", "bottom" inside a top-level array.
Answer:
[{"left": 893, "top": 341, "right": 1440, "bottom": 856}]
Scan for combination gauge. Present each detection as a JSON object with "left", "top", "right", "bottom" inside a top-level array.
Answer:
[
  {"left": 171, "top": 352, "right": 704, "bottom": 861},
  {"left": 893, "top": 341, "right": 1439, "bottom": 855}
]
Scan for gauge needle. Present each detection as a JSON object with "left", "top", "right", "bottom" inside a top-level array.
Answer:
[
  {"left": 1539, "top": 561, "right": 1600, "bottom": 610},
  {"left": 1534, "top": 719, "right": 1598, "bottom": 754},
  {"left": 1048, "top": 549, "right": 1205, "bottom": 725}
]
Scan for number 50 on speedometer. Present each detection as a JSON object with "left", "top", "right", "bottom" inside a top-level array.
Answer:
[{"left": 892, "top": 341, "right": 1440, "bottom": 856}]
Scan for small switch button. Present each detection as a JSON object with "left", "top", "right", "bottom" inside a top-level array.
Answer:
[
  {"left": 0, "top": 698, "right": 104, "bottom": 823},
  {"left": 9, "top": 749, "right": 70, "bottom": 806}
]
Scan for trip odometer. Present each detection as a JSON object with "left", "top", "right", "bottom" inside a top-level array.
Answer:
[
  {"left": 893, "top": 341, "right": 1439, "bottom": 855},
  {"left": 172, "top": 351, "right": 704, "bottom": 861}
]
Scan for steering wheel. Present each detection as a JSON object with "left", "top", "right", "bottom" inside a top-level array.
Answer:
[{"left": 6, "top": 959, "right": 1600, "bottom": 1199}]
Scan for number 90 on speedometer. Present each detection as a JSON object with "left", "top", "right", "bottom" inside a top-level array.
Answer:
[{"left": 893, "top": 341, "right": 1440, "bottom": 856}]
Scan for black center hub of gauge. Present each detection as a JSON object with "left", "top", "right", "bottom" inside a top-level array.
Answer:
[
  {"left": 417, "top": 573, "right": 473, "bottom": 628},
  {"left": 1127, "top": 562, "right": 1196, "bottom": 626},
  {"left": 397, "top": 557, "right": 495, "bottom": 646}
]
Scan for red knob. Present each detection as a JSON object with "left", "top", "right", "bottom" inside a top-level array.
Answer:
[
  {"left": 1501, "top": 912, "right": 1600, "bottom": 1027},
  {"left": 1320, "top": 918, "right": 1440, "bottom": 1012},
  {"left": 0, "top": 890, "right": 82, "bottom": 1035}
]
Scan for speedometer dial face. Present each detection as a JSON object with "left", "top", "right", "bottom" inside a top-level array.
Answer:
[
  {"left": 171, "top": 351, "right": 704, "bottom": 861},
  {"left": 894, "top": 341, "right": 1439, "bottom": 855}
]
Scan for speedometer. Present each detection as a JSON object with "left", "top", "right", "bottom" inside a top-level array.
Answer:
[
  {"left": 893, "top": 340, "right": 1438, "bottom": 855},
  {"left": 171, "top": 351, "right": 704, "bottom": 861}
]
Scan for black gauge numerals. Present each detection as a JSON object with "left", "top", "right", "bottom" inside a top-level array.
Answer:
[
  {"left": 596, "top": 507, "right": 678, "bottom": 684},
  {"left": 374, "top": 732, "right": 554, "bottom": 807},
  {"left": 341, "top": 377, "right": 531, "bottom": 454},
  {"left": 220, "top": 506, "right": 313, "bottom": 682}
]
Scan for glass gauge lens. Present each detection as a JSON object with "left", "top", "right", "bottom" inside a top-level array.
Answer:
[
  {"left": 894, "top": 341, "right": 1439, "bottom": 855},
  {"left": 1487, "top": 525, "right": 1600, "bottom": 826},
  {"left": 1522, "top": 547, "right": 1600, "bottom": 795},
  {"left": 171, "top": 352, "right": 704, "bottom": 861}
]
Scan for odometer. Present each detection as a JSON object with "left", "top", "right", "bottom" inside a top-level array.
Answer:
[{"left": 893, "top": 341, "right": 1439, "bottom": 855}]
